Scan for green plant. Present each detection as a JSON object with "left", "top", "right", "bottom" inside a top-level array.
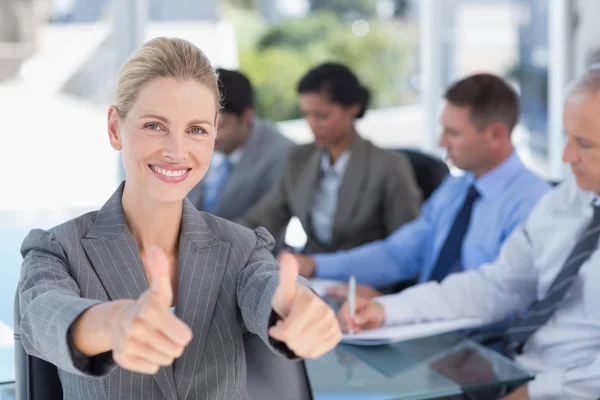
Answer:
[{"left": 234, "top": 10, "right": 418, "bottom": 121}]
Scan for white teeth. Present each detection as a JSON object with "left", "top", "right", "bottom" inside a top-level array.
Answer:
[{"left": 151, "top": 165, "right": 188, "bottom": 177}]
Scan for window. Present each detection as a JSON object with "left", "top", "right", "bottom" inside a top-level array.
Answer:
[
  {"left": 441, "top": 0, "right": 549, "bottom": 176},
  {"left": 222, "top": 0, "right": 422, "bottom": 148}
]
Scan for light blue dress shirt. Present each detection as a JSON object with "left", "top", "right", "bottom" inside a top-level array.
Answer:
[
  {"left": 376, "top": 179, "right": 600, "bottom": 400},
  {"left": 313, "top": 152, "right": 551, "bottom": 288},
  {"left": 310, "top": 151, "right": 351, "bottom": 245},
  {"left": 202, "top": 148, "right": 244, "bottom": 212}
]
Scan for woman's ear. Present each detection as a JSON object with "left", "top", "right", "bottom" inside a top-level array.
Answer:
[{"left": 108, "top": 106, "right": 123, "bottom": 151}]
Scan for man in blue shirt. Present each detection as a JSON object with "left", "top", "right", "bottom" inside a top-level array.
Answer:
[
  {"left": 337, "top": 67, "right": 600, "bottom": 400},
  {"left": 284, "top": 73, "right": 551, "bottom": 297}
]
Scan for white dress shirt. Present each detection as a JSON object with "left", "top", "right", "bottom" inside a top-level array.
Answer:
[
  {"left": 375, "top": 178, "right": 600, "bottom": 400},
  {"left": 310, "top": 151, "right": 351, "bottom": 244}
]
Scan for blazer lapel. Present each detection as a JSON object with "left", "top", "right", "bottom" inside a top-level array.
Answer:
[
  {"left": 293, "top": 149, "right": 322, "bottom": 236},
  {"left": 80, "top": 183, "right": 178, "bottom": 400},
  {"left": 173, "top": 200, "right": 230, "bottom": 399},
  {"left": 331, "top": 134, "right": 369, "bottom": 245}
]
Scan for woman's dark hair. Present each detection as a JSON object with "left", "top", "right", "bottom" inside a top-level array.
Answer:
[{"left": 297, "top": 62, "right": 371, "bottom": 119}]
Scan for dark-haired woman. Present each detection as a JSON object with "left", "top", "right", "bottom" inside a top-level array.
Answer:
[{"left": 238, "top": 62, "right": 421, "bottom": 258}]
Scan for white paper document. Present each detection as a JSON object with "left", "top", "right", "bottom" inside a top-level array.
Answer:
[
  {"left": 341, "top": 318, "right": 486, "bottom": 346},
  {"left": 308, "top": 278, "right": 342, "bottom": 297}
]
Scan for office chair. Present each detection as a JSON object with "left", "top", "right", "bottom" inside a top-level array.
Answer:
[
  {"left": 394, "top": 148, "right": 450, "bottom": 202},
  {"left": 14, "top": 291, "right": 313, "bottom": 400}
]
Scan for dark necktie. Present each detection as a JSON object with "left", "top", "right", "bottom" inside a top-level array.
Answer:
[
  {"left": 429, "top": 185, "right": 480, "bottom": 282},
  {"left": 505, "top": 204, "right": 600, "bottom": 357}
]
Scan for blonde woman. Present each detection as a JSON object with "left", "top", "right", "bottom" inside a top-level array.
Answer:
[{"left": 17, "top": 37, "right": 341, "bottom": 400}]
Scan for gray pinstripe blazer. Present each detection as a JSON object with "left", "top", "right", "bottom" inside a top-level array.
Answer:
[{"left": 18, "top": 183, "right": 293, "bottom": 400}]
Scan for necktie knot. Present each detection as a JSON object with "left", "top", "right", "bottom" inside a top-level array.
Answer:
[{"left": 466, "top": 185, "right": 480, "bottom": 202}]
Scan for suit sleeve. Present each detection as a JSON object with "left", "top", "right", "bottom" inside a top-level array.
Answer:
[
  {"left": 382, "top": 152, "right": 422, "bottom": 234},
  {"left": 236, "top": 160, "right": 293, "bottom": 238},
  {"left": 18, "top": 229, "right": 117, "bottom": 376},
  {"left": 263, "top": 142, "right": 294, "bottom": 195},
  {"left": 236, "top": 227, "right": 307, "bottom": 358}
]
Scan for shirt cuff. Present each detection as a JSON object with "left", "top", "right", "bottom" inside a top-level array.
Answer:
[
  {"left": 527, "top": 370, "right": 563, "bottom": 400},
  {"left": 267, "top": 310, "right": 298, "bottom": 359},
  {"left": 373, "top": 294, "right": 416, "bottom": 326},
  {"left": 67, "top": 312, "right": 117, "bottom": 376},
  {"left": 313, "top": 253, "right": 347, "bottom": 280}
]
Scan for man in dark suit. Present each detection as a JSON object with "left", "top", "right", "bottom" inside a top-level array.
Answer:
[{"left": 187, "top": 69, "right": 294, "bottom": 220}]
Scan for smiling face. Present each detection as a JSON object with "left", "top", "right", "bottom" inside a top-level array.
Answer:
[{"left": 108, "top": 77, "right": 218, "bottom": 204}]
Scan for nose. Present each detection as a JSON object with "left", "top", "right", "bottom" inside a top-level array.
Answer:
[
  {"left": 305, "top": 117, "right": 317, "bottom": 131},
  {"left": 562, "top": 140, "right": 579, "bottom": 164},
  {"left": 163, "top": 134, "right": 188, "bottom": 162},
  {"left": 438, "top": 132, "right": 448, "bottom": 149}
]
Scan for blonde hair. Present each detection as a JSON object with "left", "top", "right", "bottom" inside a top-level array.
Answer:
[{"left": 115, "top": 37, "right": 220, "bottom": 118}]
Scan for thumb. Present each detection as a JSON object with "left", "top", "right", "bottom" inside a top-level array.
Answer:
[
  {"left": 146, "top": 246, "right": 173, "bottom": 309},
  {"left": 271, "top": 252, "right": 299, "bottom": 317},
  {"left": 276, "top": 250, "right": 292, "bottom": 262}
]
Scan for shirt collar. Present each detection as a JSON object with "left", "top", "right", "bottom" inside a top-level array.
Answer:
[
  {"left": 466, "top": 152, "right": 525, "bottom": 199},
  {"left": 320, "top": 151, "right": 351, "bottom": 175},
  {"left": 228, "top": 146, "right": 244, "bottom": 165},
  {"left": 579, "top": 187, "right": 600, "bottom": 207},
  {"left": 212, "top": 144, "right": 245, "bottom": 168}
]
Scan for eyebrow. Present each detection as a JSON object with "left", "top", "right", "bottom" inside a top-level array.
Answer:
[
  {"left": 140, "top": 114, "right": 214, "bottom": 127},
  {"left": 575, "top": 136, "right": 595, "bottom": 144}
]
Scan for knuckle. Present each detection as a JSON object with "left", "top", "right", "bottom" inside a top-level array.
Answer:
[
  {"left": 149, "top": 364, "right": 160, "bottom": 374},
  {"left": 121, "top": 342, "right": 135, "bottom": 357},
  {"left": 334, "top": 329, "right": 342, "bottom": 342},
  {"left": 161, "top": 357, "right": 175, "bottom": 366},
  {"left": 286, "top": 339, "right": 299, "bottom": 352},
  {"left": 324, "top": 307, "right": 335, "bottom": 320},
  {"left": 122, "top": 326, "right": 137, "bottom": 342},
  {"left": 138, "top": 305, "right": 153, "bottom": 321},
  {"left": 113, "top": 352, "right": 124, "bottom": 365}
]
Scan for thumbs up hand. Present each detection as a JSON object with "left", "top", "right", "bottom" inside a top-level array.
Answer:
[
  {"left": 109, "top": 247, "right": 193, "bottom": 374},
  {"left": 269, "top": 253, "right": 342, "bottom": 359}
]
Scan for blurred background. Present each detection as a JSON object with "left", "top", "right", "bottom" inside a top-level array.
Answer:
[{"left": 1, "top": 0, "right": 599, "bottom": 396}]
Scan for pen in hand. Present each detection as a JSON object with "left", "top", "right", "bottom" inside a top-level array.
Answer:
[{"left": 348, "top": 275, "right": 356, "bottom": 335}]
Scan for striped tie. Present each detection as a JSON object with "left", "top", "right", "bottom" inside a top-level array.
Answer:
[{"left": 505, "top": 204, "right": 600, "bottom": 357}]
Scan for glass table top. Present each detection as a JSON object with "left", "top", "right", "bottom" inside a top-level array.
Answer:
[{"left": 307, "top": 332, "right": 534, "bottom": 400}]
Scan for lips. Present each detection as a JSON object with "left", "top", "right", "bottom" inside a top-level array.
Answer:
[{"left": 148, "top": 164, "right": 192, "bottom": 183}]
